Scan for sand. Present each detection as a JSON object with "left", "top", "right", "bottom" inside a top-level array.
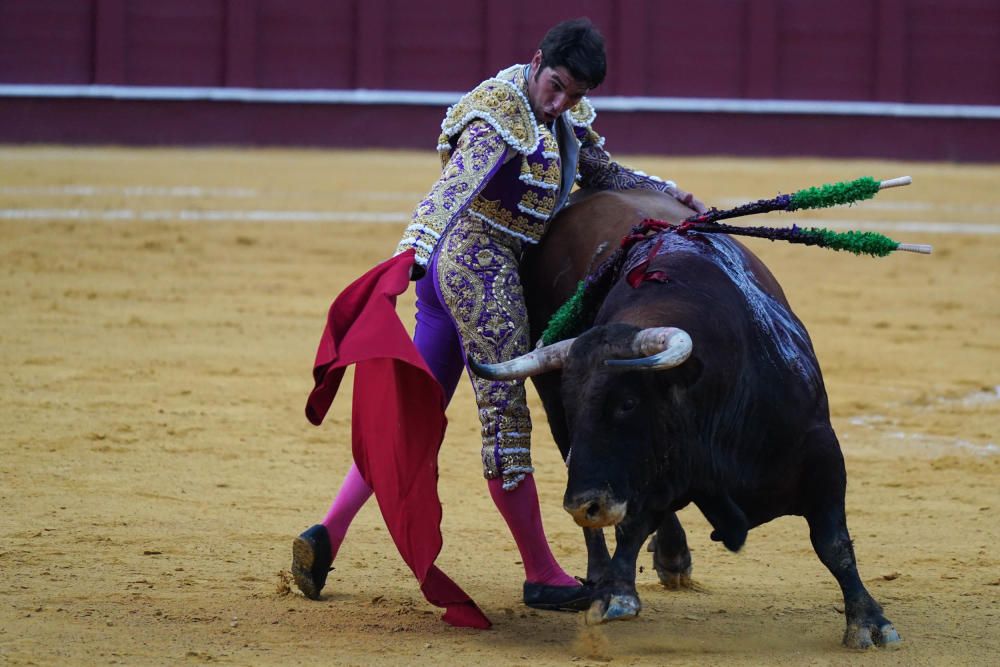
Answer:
[{"left": 1, "top": 146, "right": 998, "bottom": 665}]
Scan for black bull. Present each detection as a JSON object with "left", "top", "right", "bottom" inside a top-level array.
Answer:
[{"left": 475, "top": 189, "right": 900, "bottom": 648}]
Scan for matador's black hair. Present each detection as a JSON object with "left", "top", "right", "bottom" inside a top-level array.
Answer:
[{"left": 538, "top": 17, "right": 607, "bottom": 90}]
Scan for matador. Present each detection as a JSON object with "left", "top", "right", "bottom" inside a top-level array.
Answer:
[{"left": 294, "top": 18, "right": 706, "bottom": 616}]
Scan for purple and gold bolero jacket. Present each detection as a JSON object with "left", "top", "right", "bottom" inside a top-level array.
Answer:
[{"left": 396, "top": 64, "right": 685, "bottom": 267}]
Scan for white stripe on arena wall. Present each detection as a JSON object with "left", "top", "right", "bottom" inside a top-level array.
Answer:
[
  {"left": 0, "top": 207, "right": 409, "bottom": 223},
  {"left": 2, "top": 84, "right": 999, "bottom": 120}
]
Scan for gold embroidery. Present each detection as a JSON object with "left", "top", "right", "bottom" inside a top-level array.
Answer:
[
  {"left": 467, "top": 197, "right": 545, "bottom": 242},
  {"left": 396, "top": 120, "right": 509, "bottom": 265},
  {"left": 519, "top": 127, "right": 561, "bottom": 190},
  {"left": 518, "top": 189, "right": 557, "bottom": 220},
  {"left": 541, "top": 125, "right": 559, "bottom": 154},
  {"left": 519, "top": 157, "right": 559, "bottom": 185},
  {"left": 440, "top": 65, "right": 539, "bottom": 156},
  {"left": 582, "top": 125, "right": 604, "bottom": 149},
  {"left": 401, "top": 65, "right": 604, "bottom": 263},
  {"left": 569, "top": 97, "right": 597, "bottom": 128},
  {"left": 434, "top": 217, "right": 533, "bottom": 487}
]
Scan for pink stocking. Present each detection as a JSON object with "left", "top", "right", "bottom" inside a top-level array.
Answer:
[
  {"left": 488, "top": 475, "right": 579, "bottom": 586},
  {"left": 320, "top": 463, "right": 373, "bottom": 560}
]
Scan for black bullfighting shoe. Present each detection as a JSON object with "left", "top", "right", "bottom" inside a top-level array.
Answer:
[
  {"left": 522, "top": 580, "right": 593, "bottom": 612},
  {"left": 291, "top": 524, "right": 333, "bottom": 600}
]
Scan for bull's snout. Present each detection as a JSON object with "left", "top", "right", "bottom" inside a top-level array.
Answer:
[{"left": 563, "top": 490, "right": 627, "bottom": 528}]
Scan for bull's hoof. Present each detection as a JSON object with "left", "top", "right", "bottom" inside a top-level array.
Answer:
[
  {"left": 648, "top": 533, "right": 695, "bottom": 590},
  {"left": 656, "top": 567, "right": 694, "bottom": 590},
  {"left": 843, "top": 621, "right": 902, "bottom": 650},
  {"left": 585, "top": 594, "right": 641, "bottom": 625},
  {"left": 653, "top": 551, "right": 694, "bottom": 590}
]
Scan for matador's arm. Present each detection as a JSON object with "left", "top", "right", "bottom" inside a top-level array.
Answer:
[
  {"left": 574, "top": 126, "right": 708, "bottom": 213},
  {"left": 395, "top": 120, "right": 513, "bottom": 276}
]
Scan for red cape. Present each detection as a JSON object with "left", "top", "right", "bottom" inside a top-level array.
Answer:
[{"left": 305, "top": 250, "right": 491, "bottom": 629}]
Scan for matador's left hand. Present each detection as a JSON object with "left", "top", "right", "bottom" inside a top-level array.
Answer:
[{"left": 677, "top": 189, "right": 709, "bottom": 214}]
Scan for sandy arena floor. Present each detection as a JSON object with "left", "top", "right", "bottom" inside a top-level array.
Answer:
[{"left": 1, "top": 146, "right": 998, "bottom": 666}]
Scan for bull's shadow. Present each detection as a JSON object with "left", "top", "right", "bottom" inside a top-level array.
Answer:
[{"left": 474, "top": 189, "right": 901, "bottom": 650}]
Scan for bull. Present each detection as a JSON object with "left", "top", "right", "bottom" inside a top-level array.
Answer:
[{"left": 471, "top": 189, "right": 901, "bottom": 649}]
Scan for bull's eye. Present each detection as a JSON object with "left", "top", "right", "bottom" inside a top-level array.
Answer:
[{"left": 616, "top": 397, "right": 637, "bottom": 416}]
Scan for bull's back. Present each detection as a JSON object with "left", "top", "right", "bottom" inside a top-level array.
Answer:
[
  {"left": 521, "top": 189, "right": 697, "bottom": 340},
  {"left": 524, "top": 189, "right": 823, "bottom": 407}
]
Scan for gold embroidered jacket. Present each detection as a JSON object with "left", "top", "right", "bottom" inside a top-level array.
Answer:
[{"left": 396, "top": 64, "right": 685, "bottom": 266}]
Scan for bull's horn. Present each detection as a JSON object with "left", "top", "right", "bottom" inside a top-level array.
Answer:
[
  {"left": 605, "top": 327, "right": 693, "bottom": 370},
  {"left": 469, "top": 338, "right": 576, "bottom": 380}
]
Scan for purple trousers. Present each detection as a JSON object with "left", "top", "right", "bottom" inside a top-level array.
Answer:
[{"left": 413, "top": 251, "right": 465, "bottom": 405}]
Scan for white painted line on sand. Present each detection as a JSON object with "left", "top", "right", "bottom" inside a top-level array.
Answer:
[
  {"left": 1, "top": 208, "right": 998, "bottom": 233},
  {"left": 784, "top": 218, "right": 1000, "bottom": 235},
  {"left": 0, "top": 185, "right": 258, "bottom": 198},
  {"left": 4, "top": 186, "right": 995, "bottom": 215}
]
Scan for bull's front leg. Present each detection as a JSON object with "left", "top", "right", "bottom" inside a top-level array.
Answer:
[
  {"left": 583, "top": 527, "right": 612, "bottom": 584},
  {"left": 586, "top": 513, "right": 658, "bottom": 625}
]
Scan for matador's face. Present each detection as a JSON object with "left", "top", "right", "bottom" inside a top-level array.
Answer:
[{"left": 526, "top": 50, "right": 589, "bottom": 126}]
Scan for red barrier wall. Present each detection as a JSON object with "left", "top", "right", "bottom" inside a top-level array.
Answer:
[{"left": 1, "top": 0, "right": 998, "bottom": 159}]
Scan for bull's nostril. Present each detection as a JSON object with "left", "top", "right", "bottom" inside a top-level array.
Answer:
[{"left": 586, "top": 502, "right": 601, "bottom": 519}]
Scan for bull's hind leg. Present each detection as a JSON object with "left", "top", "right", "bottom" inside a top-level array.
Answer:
[
  {"left": 808, "top": 510, "right": 901, "bottom": 648},
  {"left": 647, "top": 512, "right": 694, "bottom": 589},
  {"left": 802, "top": 427, "right": 901, "bottom": 649}
]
